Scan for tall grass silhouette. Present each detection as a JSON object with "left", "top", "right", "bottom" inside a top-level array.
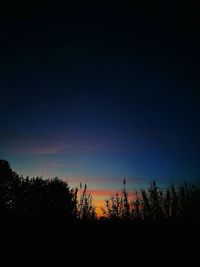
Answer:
[{"left": 104, "top": 179, "right": 200, "bottom": 221}]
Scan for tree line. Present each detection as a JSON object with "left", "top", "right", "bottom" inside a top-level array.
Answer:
[{"left": 0, "top": 160, "right": 200, "bottom": 222}]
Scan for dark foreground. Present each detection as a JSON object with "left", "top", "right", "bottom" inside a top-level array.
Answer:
[{"left": 1, "top": 215, "right": 199, "bottom": 265}]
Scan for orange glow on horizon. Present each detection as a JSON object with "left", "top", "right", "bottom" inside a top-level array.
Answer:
[
  {"left": 94, "top": 200, "right": 105, "bottom": 217},
  {"left": 89, "top": 189, "right": 135, "bottom": 217},
  {"left": 87, "top": 189, "right": 115, "bottom": 197}
]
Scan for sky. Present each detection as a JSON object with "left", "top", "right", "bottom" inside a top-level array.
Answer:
[{"left": 0, "top": 2, "right": 200, "bottom": 210}]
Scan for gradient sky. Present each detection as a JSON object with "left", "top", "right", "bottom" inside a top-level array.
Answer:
[{"left": 1, "top": 2, "right": 200, "bottom": 209}]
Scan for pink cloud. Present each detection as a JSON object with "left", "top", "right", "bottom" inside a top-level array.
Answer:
[
  {"left": 5, "top": 133, "right": 139, "bottom": 156},
  {"left": 30, "top": 145, "right": 64, "bottom": 155}
]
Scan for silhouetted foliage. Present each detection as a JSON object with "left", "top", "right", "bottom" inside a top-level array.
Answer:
[
  {"left": 103, "top": 179, "right": 131, "bottom": 221},
  {"left": 0, "top": 160, "right": 96, "bottom": 222},
  {"left": 0, "top": 160, "right": 19, "bottom": 213},
  {"left": 1, "top": 160, "right": 200, "bottom": 223},
  {"left": 76, "top": 184, "right": 96, "bottom": 220},
  {"left": 0, "top": 160, "right": 76, "bottom": 220},
  {"left": 104, "top": 180, "right": 200, "bottom": 221}
]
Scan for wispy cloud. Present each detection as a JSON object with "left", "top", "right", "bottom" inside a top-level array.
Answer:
[
  {"left": 30, "top": 145, "right": 64, "bottom": 155},
  {"left": 1, "top": 132, "right": 141, "bottom": 156},
  {"left": 2, "top": 136, "right": 66, "bottom": 156},
  {"left": 6, "top": 139, "right": 100, "bottom": 155},
  {"left": 9, "top": 146, "right": 63, "bottom": 155}
]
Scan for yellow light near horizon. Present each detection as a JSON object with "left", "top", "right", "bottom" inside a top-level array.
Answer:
[{"left": 94, "top": 199, "right": 105, "bottom": 218}]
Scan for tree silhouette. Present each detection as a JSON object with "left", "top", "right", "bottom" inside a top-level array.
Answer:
[
  {"left": 0, "top": 160, "right": 77, "bottom": 220},
  {"left": 0, "top": 160, "right": 19, "bottom": 212}
]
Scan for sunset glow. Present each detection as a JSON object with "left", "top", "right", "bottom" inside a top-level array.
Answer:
[{"left": 1, "top": 2, "right": 200, "bottom": 218}]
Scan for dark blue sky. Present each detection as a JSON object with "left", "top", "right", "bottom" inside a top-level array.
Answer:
[{"left": 0, "top": 2, "right": 200, "bottom": 196}]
